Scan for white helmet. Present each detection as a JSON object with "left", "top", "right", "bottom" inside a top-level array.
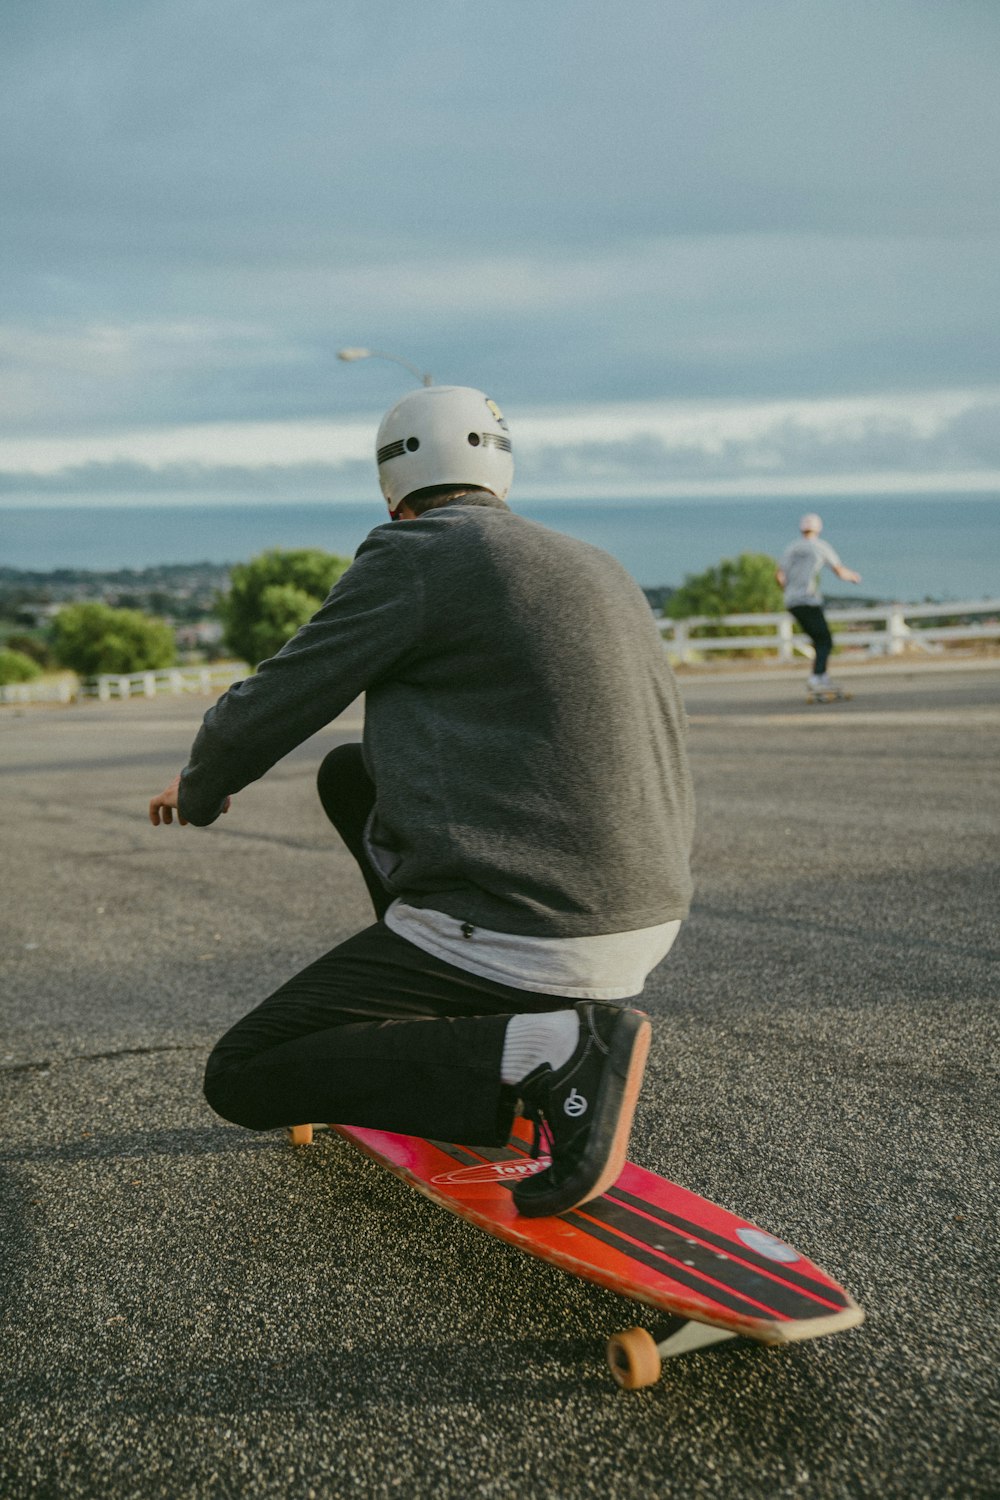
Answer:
[
  {"left": 800, "top": 512, "right": 823, "bottom": 534},
  {"left": 375, "top": 385, "right": 513, "bottom": 514}
]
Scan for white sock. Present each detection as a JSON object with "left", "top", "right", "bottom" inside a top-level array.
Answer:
[{"left": 500, "top": 1010, "right": 580, "bottom": 1086}]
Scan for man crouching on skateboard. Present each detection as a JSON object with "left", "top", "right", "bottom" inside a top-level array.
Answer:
[{"left": 149, "top": 386, "right": 694, "bottom": 1218}]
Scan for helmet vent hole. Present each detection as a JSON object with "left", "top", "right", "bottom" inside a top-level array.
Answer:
[
  {"left": 405, "top": 436, "right": 420, "bottom": 452},
  {"left": 467, "top": 432, "right": 481, "bottom": 447}
]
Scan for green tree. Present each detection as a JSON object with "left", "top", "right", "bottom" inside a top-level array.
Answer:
[
  {"left": 217, "top": 548, "right": 351, "bottom": 665},
  {"left": 0, "top": 648, "right": 42, "bottom": 685},
  {"left": 666, "top": 552, "right": 784, "bottom": 623},
  {"left": 50, "top": 602, "right": 176, "bottom": 675}
]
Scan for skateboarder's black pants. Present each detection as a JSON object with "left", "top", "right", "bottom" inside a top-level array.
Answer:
[
  {"left": 789, "top": 604, "right": 833, "bottom": 675},
  {"left": 203, "top": 744, "right": 575, "bottom": 1146}
]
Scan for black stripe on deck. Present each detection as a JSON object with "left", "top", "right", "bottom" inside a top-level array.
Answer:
[
  {"left": 571, "top": 1197, "right": 826, "bottom": 1322},
  {"left": 606, "top": 1185, "right": 850, "bottom": 1309},
  {"left": 561, "top": 1208, "right": 783, "bottom": 1320},
  {"left": 431, "top": 1139, "right": 845, "bottom": 1320},
  {"left": 491, "top": 1136, "right": 846, "bottom": 1314},
  {"left": 428, "top": 1141, "right": 487, "bottom": 1166}
]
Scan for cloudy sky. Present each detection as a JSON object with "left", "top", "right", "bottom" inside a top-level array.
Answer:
[{"left": 2, "top": 0, "right": 999, "bottom": 505}]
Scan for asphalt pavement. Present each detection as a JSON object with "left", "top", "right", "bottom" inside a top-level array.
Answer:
[{"left": 1, "top": 662, "right": 998, "bottom": 1499}]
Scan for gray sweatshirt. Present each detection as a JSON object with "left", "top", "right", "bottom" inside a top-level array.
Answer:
[{"left": 179, "top": 494, "right": 694, "bottom": 938}]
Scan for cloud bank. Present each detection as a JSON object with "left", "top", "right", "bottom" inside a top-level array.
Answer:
[{"left": 2, "top": 390, "right": 998, "bottom": 505}]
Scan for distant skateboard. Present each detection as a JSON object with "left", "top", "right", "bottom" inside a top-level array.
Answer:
[
  {"left": 287, "top": 1117, "right": 864, "bottom": 1389},
  {"left": 806, "top": 686, "right": 853, "bottom": 705}
]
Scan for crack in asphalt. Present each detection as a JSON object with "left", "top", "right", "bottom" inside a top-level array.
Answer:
[{"left": 0, "top": 1045, "right": 202, "bottom": 1076}]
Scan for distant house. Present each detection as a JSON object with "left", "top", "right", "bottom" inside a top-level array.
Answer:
[
  {"left": 174, "top": 620, "right": 225, "bottom": 649},
  {"left": 14, "top": 601, "right": 64, "bottom": 628}
]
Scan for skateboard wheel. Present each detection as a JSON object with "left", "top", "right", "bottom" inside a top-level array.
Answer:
[
  {"left": 607, "top": 1326, "right": 662, "bottom": 1390},
  {"left": 288, "top": 1124, "right": 314, "bottom": 1146}
]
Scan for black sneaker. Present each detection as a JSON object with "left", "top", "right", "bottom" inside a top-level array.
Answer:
[{"left": 511, "top": 1001, "right": 651, "bottom": 1218}]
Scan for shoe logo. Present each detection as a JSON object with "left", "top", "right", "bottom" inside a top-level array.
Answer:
[{"left": 563, "top": 1088, "right": 588, "bottom": 1118}]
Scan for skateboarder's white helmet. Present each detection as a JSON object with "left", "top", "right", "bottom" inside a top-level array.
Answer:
[
  {"left": 375, "top": 386, "right": 513, "bottom": 516},
  {"left": 800, "top": 512, "right": 823, "bottom": 534}
]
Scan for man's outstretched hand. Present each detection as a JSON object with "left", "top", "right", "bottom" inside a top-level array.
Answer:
[{"left": 149, "top": 773, "right": 231, "bottom": 827}]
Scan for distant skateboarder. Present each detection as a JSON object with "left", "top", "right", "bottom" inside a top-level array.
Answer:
[
  {"left": 148, "top": 385, "right": 695, "bottom": 1218},
  {"left": 776, "top": 514, "right": 861, "bottom": 694}
]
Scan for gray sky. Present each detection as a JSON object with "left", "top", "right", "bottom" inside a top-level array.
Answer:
[{"left": 2, "top": 0, "right": 999, "bottom": 503}]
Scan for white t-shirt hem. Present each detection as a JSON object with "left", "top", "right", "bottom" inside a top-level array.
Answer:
[{"left": 384, "top": 901, "right": 681, "bottom": 1000}]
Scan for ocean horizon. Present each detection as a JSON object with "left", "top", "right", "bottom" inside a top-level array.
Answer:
[{"left": 2, "top": 493, "right": 998, "bottom": 603}]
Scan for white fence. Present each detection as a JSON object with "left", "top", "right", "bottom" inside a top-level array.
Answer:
[
  {"left": 87, "top": 665, "right": 248, "bottom": 700},
  {"left": 661, "top": 599, "right": 1000, "bottom": 664},
  {"left": 3, "top": 599, "right": 999, "bottom": 704},
  {"left": 0, "top": 664, "right": 247, "bottom": 706}
]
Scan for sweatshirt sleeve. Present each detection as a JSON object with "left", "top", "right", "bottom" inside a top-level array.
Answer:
[{"left": 178, "top": 528, "right": 423, "bottom": 826}]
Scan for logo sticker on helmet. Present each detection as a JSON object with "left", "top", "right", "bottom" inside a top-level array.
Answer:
[
  {"left": 563, "top": 1089, "right": 588, "bottom": 1118},
  {"left": 484, "top": 398, "right": 508, "bottom": 429}
]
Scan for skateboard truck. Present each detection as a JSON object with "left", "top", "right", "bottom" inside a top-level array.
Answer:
[{"left": 607, "top": 1318, "right": 738, "bottom": 1389}]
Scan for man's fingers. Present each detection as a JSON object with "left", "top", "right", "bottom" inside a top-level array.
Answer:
[
  {"left": 149, "top": 771, "right": 185, "bottom": 827},
  {"left": 149, "top": 774, "right": 211, "bottom": 827}
]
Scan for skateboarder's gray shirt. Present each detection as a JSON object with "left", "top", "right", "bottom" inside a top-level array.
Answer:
[
  {"left": 780, "top": 537, "right": 843, "bottom": 607},
  {"left": 179, "top": 494, "right": 694, "bottom": 939}
]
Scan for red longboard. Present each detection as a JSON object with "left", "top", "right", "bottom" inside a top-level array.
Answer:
[{"left": 288, "top": 1117, "right": 864, "bottom": 1388}]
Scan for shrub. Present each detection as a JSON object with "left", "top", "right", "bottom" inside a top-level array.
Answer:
[
  {"left": 0, "top": 648, "right": 42, "bottom": 685},
  {"left": 51, "top": 603, "right": 176, "bottom": 676},
  {"left": 665, "top": 552, "right": 784, "bottom": 622}
]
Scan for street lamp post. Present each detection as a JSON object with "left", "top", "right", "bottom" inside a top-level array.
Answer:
[{"left": 337, "top": 348, "right": 433, "bottom": 386}]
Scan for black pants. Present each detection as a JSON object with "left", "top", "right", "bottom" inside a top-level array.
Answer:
[
  {"left": 789, "top": 604, "right": 833, "bottom": 675},
  {"left": 203, "top": 745, "right": 570, "bottom": 1145}
]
